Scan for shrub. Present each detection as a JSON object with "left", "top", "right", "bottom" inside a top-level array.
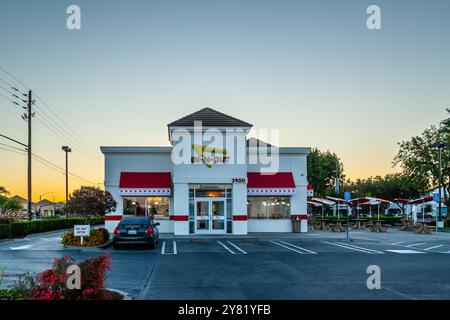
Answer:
[
  {"left": 0, "top": 224, "right": 10, "bottom": 239},
  {"left": 28, "top": 254, "right": 112, "bottom": 300},
  {"left": 0, "top": 208, "right": 22, "bottom": 224},
  {"left": 0, "top": 196, "right": 22, "bottom": 212},
  {"left": 61, "top": 228, "right": 110, "bottom": 247},
  {"left": 7, "top": 217, "right": 105, "bottom": 238},
  {"left": 10, "top": 221, "right": 30, "bottom": 237},
  {"left": 0, "top": 289, "right": 24, "bottom": 300}
]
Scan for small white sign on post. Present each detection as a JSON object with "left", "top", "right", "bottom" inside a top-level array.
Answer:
[{"left": 74, "top": 225, "right": 90, "bottom": 245}]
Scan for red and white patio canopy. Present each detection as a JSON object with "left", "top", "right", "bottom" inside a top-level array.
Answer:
[
  {"left": 247, "top": 172, "right": 296, "bottom": 196},
  {"left": 119, "top": 172, "right": 172, "bottom": 196},
  {"left": 408, "top": 196, "right": 433, "bottom": 205}
]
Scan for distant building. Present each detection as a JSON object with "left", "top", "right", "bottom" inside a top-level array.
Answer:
[{"left": 9, "top": 196, "right": 63, "bottom": 218}]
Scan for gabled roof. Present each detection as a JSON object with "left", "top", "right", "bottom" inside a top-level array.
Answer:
[
  {"left": 36, "top": 199, "right": 54, "bottom": 206},
  {"left": 167, "top": 107, "right": 252, "bottom": 127},
  {"left": 247, "top": 137, "right": 276, "bottom": 148}
]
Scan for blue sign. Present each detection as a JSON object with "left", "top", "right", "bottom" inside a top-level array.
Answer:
[
  {"left": 433, "top": 193, "right": 440, "bottom": 203},
  {"left": 344, "top": 191, "right": 351, "bottom": 201}
]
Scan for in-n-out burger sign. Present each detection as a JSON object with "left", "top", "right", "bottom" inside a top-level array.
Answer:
[{"left": 191, "top": 144, "right": 230, "bottom": 168}]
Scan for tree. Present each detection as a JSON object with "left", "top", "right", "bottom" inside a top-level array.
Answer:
[
  {"left": 393, "top": 121, "right": 450, "bottom": 196},
  {"left": 307, "top": 148, "right": 345, "bottom": 197},
  {"left": 344, "top": 173, "right": 422, "bottom": 200},
  {"left": 0, "top": 186, "right": 9, "bottom": 197},
  {"left": 64, "top": 186, "right": 116, "bottom": 224}
]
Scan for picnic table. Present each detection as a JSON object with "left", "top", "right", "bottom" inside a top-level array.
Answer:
[
  {"left": 329, "top": 219, "right": 346, "bottom": 232},
  {"left": 414, "top": 222, "right": 435, "bottom": 234},
  {"left": 368, "top": 220, "right": 388, "bottom": 232},
  {"left": 315, "top": 218, "right": 331, "bottom": 230},
  {"left": 351, "top": 218, "right": 367, "bottom": 230}
]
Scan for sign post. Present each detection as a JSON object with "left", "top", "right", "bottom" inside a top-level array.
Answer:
[
  {"left": 344, "top": 191, "right": 351, "bottom": 239},
  {"left": 74, "top": 225, "right": 90, "bottom": 246},
  {"left": 433, "top": 193, "right": 442, "bottom": 231}
]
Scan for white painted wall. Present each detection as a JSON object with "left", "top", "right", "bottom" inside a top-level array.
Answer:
[
  {"left": 155, "top": 219, "right": 173, "bottom": 233},
  {"left": 248, "top": 219, "right": 293, "bottom": 232}
]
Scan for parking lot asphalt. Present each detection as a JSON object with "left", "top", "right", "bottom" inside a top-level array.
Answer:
[{"left": 1, "top": 228, "right": 450, "bottom": 300}]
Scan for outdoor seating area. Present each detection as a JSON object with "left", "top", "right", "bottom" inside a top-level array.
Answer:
[{"left": 307, "top": 195, "right": 443, "bottom": 234}]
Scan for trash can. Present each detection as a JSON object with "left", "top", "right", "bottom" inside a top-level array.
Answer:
[{"left": 292, "top": 219, "right": 301, "bottom": 233}]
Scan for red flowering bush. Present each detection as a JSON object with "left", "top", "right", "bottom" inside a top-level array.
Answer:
[{"left": 28, "top": 254, "right": 112, "bottom": 300}]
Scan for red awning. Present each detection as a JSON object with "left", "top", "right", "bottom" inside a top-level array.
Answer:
[
  {"left": 408, "top": 196, "right": 433, "bottom": 205},
  {"left": 247, "top": 172, "right": 296, "bottom": 196},
  {"left": 119, "top": 172, "right": 171, "bottom": 196}
]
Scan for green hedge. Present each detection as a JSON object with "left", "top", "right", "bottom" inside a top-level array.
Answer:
[
  {"left": 0, "top": 224, "right": 11, "bottom": 239},
  {"left": 0, "top": 217, "right": 104, "bottom": 239}
]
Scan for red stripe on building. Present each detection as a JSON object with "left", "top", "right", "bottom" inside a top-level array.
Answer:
[
  {"left": 291, "top": 214, "right": 308, "bottom": 220},
  {"left": 104, "top": 215, "right": 123, "bottom": 221},
  {"left": 232, "top": 215, "right": 248, "bottom": 221},
  {"left": 170, "top": 215, "right": 189, "bottom": 221}
]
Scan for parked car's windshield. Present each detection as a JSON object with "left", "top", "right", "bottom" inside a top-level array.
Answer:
[{"left": 121, "top": 217, "right": 148, "bottom": 225}]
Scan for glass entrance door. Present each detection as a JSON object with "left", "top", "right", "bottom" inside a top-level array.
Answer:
[
  {"left": 195, "top": 198, "right": 226, "bottom": 234},
  {"left": 195, "top": 200, "right": 210, "bottom": 234}
]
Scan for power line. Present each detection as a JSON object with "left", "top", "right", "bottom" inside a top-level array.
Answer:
[
  {"left": 0, "top": 66, "right": 30, "bottom": 91},
  {"left": 0, "top": 141, "right": 25, "bottom": 152},
  {"left": 0, "top": 143, "right": 96, "bottom": 186},
  {"left": 0, "top": 66, "right": 101, "bottom": 164},
  {"left": 0, "top": 83, "right": 15, "bottom": 96},
  {"left": 33, "top": 97, "right": 102, "bottom": 160},
  {"left": 0, "top": 91, "right": 14, "bottom": 103},
  {"left": 0, "top": 145, "right": 27, "bottom": 156},
  {"left": 33, "top": 106, "right": 101, "bottom": 163},
  {"left": 0, "top": 76, "right": 17, "bottom": 90}
]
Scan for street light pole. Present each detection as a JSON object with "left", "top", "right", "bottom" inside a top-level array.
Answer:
[
  {"left": 429, "top": 142, "right": 450, "bottom": 226},
  {"left": 438, "top": 146, "right": 442, "bottom": 221},
  {"left": 61, "top": 146, "right": 72, "bottom": 203}
]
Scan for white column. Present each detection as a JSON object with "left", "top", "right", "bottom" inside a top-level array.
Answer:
[
  {"left": 232, "top": 183, "right": 247, "bottom": 234},
  {"left": 173, "top": 183, "right": 189, "bottom": 235}
]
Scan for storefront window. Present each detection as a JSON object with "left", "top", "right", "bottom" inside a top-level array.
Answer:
[
  {"left": 247, "top": 197, "right": 291, "bottom": 219},
  {"left": 147, "top": 197, "right": 170, "bottom": 220},
  {"left": 123, "top": 197, "right": 146, "bottom": 216},
  {"left": 123, "top": 197, "right": 170, "bottom": 219}
]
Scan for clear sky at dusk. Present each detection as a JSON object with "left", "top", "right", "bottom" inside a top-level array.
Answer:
[{"left": 0, "top": 0, "right": 449, "bottom": 201}]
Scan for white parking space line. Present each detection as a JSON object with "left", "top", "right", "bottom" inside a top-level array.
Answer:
[
  {"left": 406, "top": 243, "right": 426, "bottom": 248},
  {"left": 424, "top": 245, "right": 443, "bottom": 251},
  {"left": 391, "top": 242, "right": 405, "bottom": 245},
  {"left": 386, "top": 250, "right": 425, "bottom": 254},
  {"left": 161, "top": 241, "right": 177, "bottom": 255},
  {"left": 322, "top": 241, "right": 383, "bottom": 254},
  {"left": 173, "top": 241, "right": 177, "bottom": 255},
  {"left": 217, "top": 241, "right": 238, "bottom": 254},
  {"left": 270, "top": 241, "right": 307, "bottom": 254},
  {"left": 277, "top": 240, "right": 317, "bottom": 254},
  {"left": 10, "top": 244, "right": 34, "bottom": 250},
  {"left": 226, "top": 241, "right": 247, "bottom": 254}
]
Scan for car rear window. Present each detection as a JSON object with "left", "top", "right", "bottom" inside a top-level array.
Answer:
[{"left": 121, "top": 217, "right": 148, "bottom": 225}]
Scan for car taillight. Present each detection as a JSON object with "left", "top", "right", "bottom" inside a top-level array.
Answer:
[
  {"left": 144, "top": 227, "right": 153, "bottom": 234},
  {"left": 113, "top": 227, "right": 120, "bottom": 234}
]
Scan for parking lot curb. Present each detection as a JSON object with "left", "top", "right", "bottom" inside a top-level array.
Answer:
[
  {"left": 63, "top": 239, "right": 113, "bottom": 251},
  {"left": 106, "top": 288, "right": 133, "bottom": 300}
]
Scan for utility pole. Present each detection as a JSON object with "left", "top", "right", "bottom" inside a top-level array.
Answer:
[
  {"left": 62, "top": 146, "right": 72, "bottom": 203},
  {"left": 26, "top": 90, "right": 32, "bottom": 220}
]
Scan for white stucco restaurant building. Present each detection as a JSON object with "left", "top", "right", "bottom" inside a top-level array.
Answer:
[{"left": 101, "top": 108, "right": 311, "bottom": 235}]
